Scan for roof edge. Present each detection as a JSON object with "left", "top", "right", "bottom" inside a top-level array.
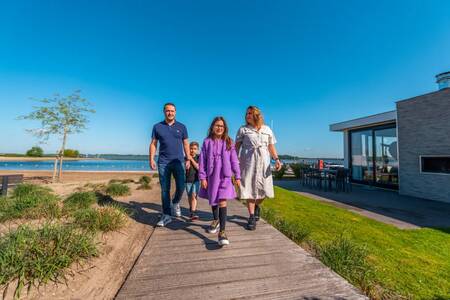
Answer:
[{"left": 330, "top": 110, "right": 397, "bottom": 132}]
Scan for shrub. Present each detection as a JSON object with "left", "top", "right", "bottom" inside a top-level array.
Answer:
[
  {"left": 139, "top": 175, "right": 151, "bottom": 185},
  {"left": 109, "top": 178, "right": 135, "bottom": 184},
  {"left": 317, "top": 235, "right": 373, "bottom": 291},
  {"left": 12, "top": 183, "right": 52, "bottom": 199},
  {"left": 0, "top": 184, "right": 60, "bottom": 222},
  {"left": 0, "top": 224, "right": 97, "bottom": 298},
  {"left": 72, "top": 208, "right": 100, "bottom": 232},
  {"left": 25, "top": 146, "right": 44, "bottom": 157},
  {"left": 105, "top": 183, "right": 130, "bottom": 197},
  {"left": 289, "top": 163, "right": 309, "bottom": 179},
  {"left": 272, "top": 164, "right": 287, "bottom": 180},
  {"left": 78, "top": 182, "right": 107, "bottom": 193},
  {"left": 137, "top": 175, "right": 152, "bottom": 190},
  {"left": 72, "top": 204, "right": 128, "bottom": 232},
  {"left": 63, "top": 149, "right": 79, "bottom": 158},
  {"left": 261, "top": 207, "right": 310, "bottom": 244},
  {"left": 97, "top": 204, "right": 128, "bottom": 232},
  {"left": 63, "top": 191, "right": 97, "bottom": 212},
  {"left": 152, "top": 173, "right": 159, "bottom": 178}
]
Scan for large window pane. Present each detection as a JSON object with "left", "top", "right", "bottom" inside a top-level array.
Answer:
[
  {"left": 351, "top": 130, "right": 373, "bottom": 182},
  {"left": 374, "top": 128, "right": 398, "bottom": 186}
]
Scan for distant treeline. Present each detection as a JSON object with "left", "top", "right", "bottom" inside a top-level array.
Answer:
[
  {"left": 84, "top": 154, "right": 149, "bottom": 160},
  {"left": 279, "top": 155, "right": 343, "bottom": 161}
]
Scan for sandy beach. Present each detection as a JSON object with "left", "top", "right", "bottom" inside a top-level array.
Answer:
[
  {"left": 0, "top": 170, "right": 161, "bottom": 299},
  {"left": 0, "top": 170, "right": 153, "bottom": 184},
  {"left": 0, "top": 156, "right": 105, "bottom": 162}
]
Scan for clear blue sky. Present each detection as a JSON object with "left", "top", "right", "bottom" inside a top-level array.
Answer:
[{"left": 1, "top": 0, "right": 449, "bottom": 157}]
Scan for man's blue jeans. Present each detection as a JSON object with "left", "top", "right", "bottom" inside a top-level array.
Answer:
[{"left": 158, "top": 160, "right": 186, "bottom": 215}]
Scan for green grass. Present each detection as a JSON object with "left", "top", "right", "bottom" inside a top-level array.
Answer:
[
  {"left": 108, "top": 178, "right": 135, "bottom": 184},
  {"left": 72, "top": 204, "right": 128, "bottom": 233},
  {"left": 63, "top": 191, "right": 97, "bottom": 213},
  {"left": 261, "top": 187, "right": 450, "bottom": 299},
  {"left": 137, "top": 175, "right": 152, "bottom": 190},
  {"left": 0, "top": 223, "right": 97, "bottom": 298},
  {"left": 0, "top": 184, "right": 60, "bottom": 222},
  {"left": 76, "top": 182, "right": 107, "bottom": 193},
  {"left": 105, "top": 182, "right": 130, "bottom": 197}
]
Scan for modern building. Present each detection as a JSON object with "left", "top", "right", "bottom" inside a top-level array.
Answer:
[{"left": 330, "top": 72, "right": 450, "bottom": 203}]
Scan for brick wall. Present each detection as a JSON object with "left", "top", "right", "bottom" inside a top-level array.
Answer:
[{"left": 396, "top": 88, "right": 450, "bottom": 203}]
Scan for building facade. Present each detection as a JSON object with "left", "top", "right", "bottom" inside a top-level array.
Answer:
[
  {"left": 396, "top": 88, "right": 450, "bottom": 202},
  {"left": 330, "top": 73, "right": 450, "bottom": 203}
]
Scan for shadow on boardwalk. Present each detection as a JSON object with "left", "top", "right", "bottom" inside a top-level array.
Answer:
[{"left": 115, "top": 195, "right": 367, "bottom": 300}]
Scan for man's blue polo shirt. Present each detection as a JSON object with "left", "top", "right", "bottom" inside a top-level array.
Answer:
[{"left": 152, "top": 120, "right": 188, "bottom": 164}]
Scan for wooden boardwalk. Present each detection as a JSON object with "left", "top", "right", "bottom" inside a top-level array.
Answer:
[{"left": 116, "top": 197, "right": 366, "bottom": 300}]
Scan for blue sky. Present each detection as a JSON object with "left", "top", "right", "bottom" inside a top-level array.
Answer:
[{"left": 1, "top": 0, "right": 449, "bottom": 157}]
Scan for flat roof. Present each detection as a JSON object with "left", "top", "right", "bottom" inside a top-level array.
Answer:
[{"left": 330, "top": 110, "right": 397, "bottom": 132}]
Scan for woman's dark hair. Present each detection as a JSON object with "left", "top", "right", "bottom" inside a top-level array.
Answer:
[{"left": 207, "top": 116, "right": 232, "bottom": 150}]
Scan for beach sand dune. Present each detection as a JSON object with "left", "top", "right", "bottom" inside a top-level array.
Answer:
[{"left": 0, "top": 171, "right": 160, "bottom": 300}]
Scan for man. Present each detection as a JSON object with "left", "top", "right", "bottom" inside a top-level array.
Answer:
[{"left": 150, "top": 103, "right": 191, "bottom": 227}]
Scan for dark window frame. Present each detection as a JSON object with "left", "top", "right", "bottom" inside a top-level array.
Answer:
[
  {"left": 348, "top": 122, "right": 398, "bottom": 189},
  {"left": 420, "top": 156, "right": 450, "bottom": 175}
]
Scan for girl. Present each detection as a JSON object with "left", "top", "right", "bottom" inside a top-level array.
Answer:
[
  {"left": 235, "top": 106, "right": 282, "bottom": 230},
  {"left": 199, "top": 117, "right": 241, "bottom": 246}
]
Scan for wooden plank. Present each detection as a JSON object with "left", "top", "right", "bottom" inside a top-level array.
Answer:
[{"left": 115, "top": 193, "right": 367, "bottom": 300}]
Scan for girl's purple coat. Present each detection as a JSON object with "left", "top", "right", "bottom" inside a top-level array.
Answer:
[{"left": 198, "top": 138, "right": 241, "bottom": 205}]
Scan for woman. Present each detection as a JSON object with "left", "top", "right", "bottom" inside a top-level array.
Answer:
[{"left": 235, "top": 106, "right": 282, "bottom": 230}]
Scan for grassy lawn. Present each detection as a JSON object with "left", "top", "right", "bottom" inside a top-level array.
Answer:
[{"left": 262, "top": 187, "right": 450, "bottom": 300}]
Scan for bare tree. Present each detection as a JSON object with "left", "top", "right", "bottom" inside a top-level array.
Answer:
[{"left": 19, "top": 91, "right": 95, "bottom": 182}]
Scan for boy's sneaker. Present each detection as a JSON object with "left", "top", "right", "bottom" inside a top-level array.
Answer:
[
  {"left": 255, "top": 205, "right": 261, "bottom": 221},
  {"left": 246, "top": 215, "right": 256, "bottom": 231},
  {"left": 218, "top": 231, "right": 229, "bottom": 246},
  {"left": 190, "top": 211, "right": 199, "bottom": 221},
  {"left": 207, "top": 219, "right": 220, "bottom": 234},
  {"left": 173, "top": 203, "right": 182, "bottom": 217},
  {"left": 156, "top": 214, "right": 172, "bottom": 227}
]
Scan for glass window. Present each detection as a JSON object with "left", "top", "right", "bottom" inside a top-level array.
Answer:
[
  {"left": 374, "top": 128, "right": 398, "bottom": 186},
  {"left": 421, "top": 157, "right": 450, "bottom": 174},
  {"left": 351, "top": 130, "right": 373, "bottom": 182}
]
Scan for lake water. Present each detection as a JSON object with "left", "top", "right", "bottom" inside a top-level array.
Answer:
[
  {"left": 0, "top": 160, "right": 151, "bottom": 171},
  {"left": 0, "top": 158, "right": 344, "bottom": 171}
]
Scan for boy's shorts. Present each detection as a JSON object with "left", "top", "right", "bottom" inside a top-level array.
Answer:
[{"left": 186, "top": 181, "right": 200, "bottom": 197}]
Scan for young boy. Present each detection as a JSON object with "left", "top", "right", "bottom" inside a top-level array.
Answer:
[{"left": 186, "top": 142, "right": 200, "bottom": 221}]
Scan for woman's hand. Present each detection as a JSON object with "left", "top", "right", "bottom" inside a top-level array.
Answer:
[
  {"left": 201, "top": 179, "right": 208, "bottom": 189},
  {"left": 275, "top": 159, "right": 282, "bottom": 171},
  {"left": 235, "top": 179, "right": 241, "bottom": 188}
]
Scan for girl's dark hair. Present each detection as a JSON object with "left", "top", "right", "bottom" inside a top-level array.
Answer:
[{"left": 207, "top": 116, "right": 232, "bottom": 150}]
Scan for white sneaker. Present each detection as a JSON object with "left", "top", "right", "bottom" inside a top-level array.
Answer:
[
  {"left": 157, "top": 214, "right": 172, "bottom": 227},
  {"left": 173, "top": 203, "right": 182, "bottom": 217},
  {"left": 207, "top": 219, "right": 220, "bottom": 234}
]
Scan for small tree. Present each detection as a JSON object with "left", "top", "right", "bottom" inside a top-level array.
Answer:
[
  {"left": 25, "top": 146, "right": 44, "bottom": 157},
  {"left": 19, "top": 91, "right": 95, "bottom": 182}
]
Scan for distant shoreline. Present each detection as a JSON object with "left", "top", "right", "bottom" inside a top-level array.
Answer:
[{"left": 0, "top": 156, "right": 104, "bottom": 162}]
